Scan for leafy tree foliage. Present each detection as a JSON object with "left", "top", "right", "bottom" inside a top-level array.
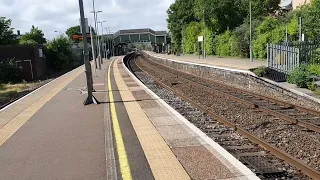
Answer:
[
  {"left": 167, "top": 0, "right": 196, "bottom": 52},
  {"left": 294, "top": 0, "right": 320, "bottom": 40},
  {"left": 20, "top": 25, "right": 46, "bottom": 44},
  {"left": 182, "top": 22, "right": 202, "bottom": 54},
  {"left": 0, "top": 17, "right": 17, "bottom": 45},
  {"left": 45, "top": 36, "right": 73, "bottom": 70},
  {"left": 167, "top": 0, "right": 320, "bottom": 59},
  {"left": 66, "top": 25, "right": 81, "bottom": 38},
  {"left": 19, "top": 39, "right": 37, "bottom": 45}
]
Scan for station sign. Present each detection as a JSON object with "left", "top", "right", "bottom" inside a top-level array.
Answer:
[
  {"left": 198, "top": 36, "right": 203, "bottom": 42},
  {"left": 72, "top": 34, "right": 91, "bottom": 41}
]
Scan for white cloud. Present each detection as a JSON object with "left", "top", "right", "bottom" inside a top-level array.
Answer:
[{"left": 0, "top": 0, "right": 175, "bottom": 40}]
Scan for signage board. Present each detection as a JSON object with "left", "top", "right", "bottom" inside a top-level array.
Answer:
[
  {"left": 198, "top": 36, "right": 203, "bottom": 42},
  {"left": 72, "top": 34, "right": 91, "bottom": 41}
]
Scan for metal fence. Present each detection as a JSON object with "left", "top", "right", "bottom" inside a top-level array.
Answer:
[
  {"left": 267, "top": 41, "right": 320, "bottom": 74},
  {"left": 290, "top": 41, "right": 320, "bottom": 64},
  {"left": 267, "top": 43, "right": 300, "bottom": 74}
]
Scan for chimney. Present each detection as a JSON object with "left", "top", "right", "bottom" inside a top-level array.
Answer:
[{"left": 17, "top": 30, "right": 21, "bottom": 36}]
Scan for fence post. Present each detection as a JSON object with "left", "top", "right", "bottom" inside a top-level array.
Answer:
[
  {"left": 297, "top": 47, "right": 300, "bottom": 65},
  {"left": 267, "top": 43, "right": 269, "bottom": 67}
]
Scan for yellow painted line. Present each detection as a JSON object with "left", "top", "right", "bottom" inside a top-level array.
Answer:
[
  {"left": 0, "top": 67, "right": 84, "bottom": 147},
  {"left": 113, "top": 58, "right": 190, "bottom": 180},
  {"left": 107, "top": 59, "right": 133, "bottom": 180}
]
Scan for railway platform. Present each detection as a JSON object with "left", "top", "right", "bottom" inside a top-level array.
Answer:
[
  {"left": 0, "top": 56, "right": 259, "bottom": 179},
  {"left": 145, "top": 51, "right": 267, "bottom": 71}
]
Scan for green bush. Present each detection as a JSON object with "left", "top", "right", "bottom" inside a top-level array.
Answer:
[
  {"left": 307, "top": 64, "right": 320, "bottom": 76},
  {"left": 205, "top": 28, "right": 215, "bottom": 55},
  {"left": 252, "top": 66, "right": 268, "bottom": 77},
  {"left": 0, "top": 58, "right": 22, "bottom": 83},
  {"left": 309, "top": 48, "right": 320, "bottom": 64},
  {"left": 19, "top": 39, "right": 37, "bottom": 45},
  {"left": 45, "top": 35, "right": 73, "bottom": 70},
  {"left": 253, "top": 32, "right": 271, "bottom": 59},
  {"left": 307, "top": 80, "right": 317, "bottom": 91},
  {"left": 256, "top": 16, "right": 279, "bottom": 35},
  {"left": 215, "top": 30, "right": 238, "bottom": 57},
  {"left": 287, "top": 66, "right": 311, "bottom": 88},
  {"left": 182, "top": 22, "right": 202, "bottom": 54}
]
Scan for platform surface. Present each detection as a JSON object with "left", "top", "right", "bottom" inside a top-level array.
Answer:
[
  {"left": 0, "top": 56, "right": 259, "bottom": 180},
  {"left": 145, "top": 51, "right": 267, "bottom": 70}
]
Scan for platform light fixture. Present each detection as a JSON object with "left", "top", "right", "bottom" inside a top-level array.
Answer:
[{"left": 90, "top": 0, "right": 102, "bottom": 69}]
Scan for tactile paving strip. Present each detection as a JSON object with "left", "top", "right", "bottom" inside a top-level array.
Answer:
[{"left": 113, "top": 60, "right": 190, "bottom": 180}]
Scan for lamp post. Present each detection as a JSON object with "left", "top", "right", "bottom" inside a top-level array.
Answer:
[
  {"left": 54, "top": 31, "right": 61, "bottom": 36},
  {"left": 105, "top": 27, "right": 109, "bottom": 56},
  {"left": 98, "top": 21, "right": 106, "bottom": 58},
  {"left": 203, "top": 7, "right": 206, "bottom": 59},
  {"left": 90, "top": 2, "right": 102, "bottom": 69},
  {"left": 109, "top": 28, "right": 114, "bottom": 57},
  {"left": 78, "top": 0, "right": 98, "bottom": 105}
]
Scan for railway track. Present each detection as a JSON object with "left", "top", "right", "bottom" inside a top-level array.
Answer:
[
  {"left": 125, "top": 53, "right": 320, "bottom": 179},
  {"left": 141, "top": 55, "right": 320, "bottom": 133}
]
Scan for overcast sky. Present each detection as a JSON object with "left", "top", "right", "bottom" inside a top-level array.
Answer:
[{"left": 0, "top": 0, "right": 174, "bottom": 40}]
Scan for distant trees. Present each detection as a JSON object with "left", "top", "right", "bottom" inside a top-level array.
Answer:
[
  {"left": 19, "top": 25, "right": 46, "bottom": 45},
  {"left": 45, "top": 35, "right": 73, "bottom": 70},
  {"left": 167, "top": 0, "right": 320, "bottom": 58},
  {"left": 0, "top": 17, "right": 18, "bottom": 45},
  {"left": 66, "top": 25, "right": 96, "bottom": 39},
  {"left": 66, "top": 25, "right": 81, "bottom": 39}
]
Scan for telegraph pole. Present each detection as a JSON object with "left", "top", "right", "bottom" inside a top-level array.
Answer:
[
  {"left": 286, "top": 25, "right": 288, "bottom": 43},
  {"left": 91, "top": 0, "right": 101, "bottom": 69},
  {"left": 78, "top": 0, "right": 98, "bottom": 105},
  {"left": 98, "top": 21, "right": 106, "bottom": 58},
  {"left": 299, "top": 17, "right": 302, "bottom": 42},
  {"left": 90, "top": 26, "right": 97, "bottom": 76},
  {"left": 249, "top": 0, "right": 253, "bottom": 62},
  {"left": 203, "top": 7, "right": 206, "bottom": 59}
]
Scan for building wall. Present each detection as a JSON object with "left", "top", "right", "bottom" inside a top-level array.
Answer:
[
  {"left": 0, "top": 45, "right": 46, "bottom": 80},
  {"left": 292, "top": 0, "right": 311, "bottom": 9}
]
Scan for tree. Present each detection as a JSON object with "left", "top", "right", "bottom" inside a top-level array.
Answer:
[
  {"left": 20, "top": 25, "right": 46, "bottom": 44},
  {"left": 66, "top": 25, "right": 81, "bottom": 38},
  {"left": 167, "top": 0, "right": 197, "bottom": 52},
  {"left": 0, "top": 17, "right": 17, "bottom": 45},
  {"left": 66, "top": 25, "right": 96, "bottom": 41},
  {"left": 246, "top": 0, "right": 281, "bottom": 17},
  {"left": 19, "top": 39, "right": 37, "bottom": 45},
  {"left": 45, "top": 35, "right": 73, "bottom": 70},
  {"left": 294, "top": 0, "right": 320, "bottom": 40}
]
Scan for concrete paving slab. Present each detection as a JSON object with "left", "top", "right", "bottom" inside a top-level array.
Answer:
[
  {"left": 149, "top": 116, "right": 183, "bottom": 127},
  {"left": 138, "top": 100, "right": 160, "bottom": 109},
  {"left": 144, "top": 107, "right": 170, "bottom": 117},
  {"left": 172, "top": 146, "right": 235, "bottom": 180},
  {"left": 0, "top": 73, "right": 106, "bottom": 180},
  {"left": 156, "top": 124, "right": 198, "bottom": 140}
]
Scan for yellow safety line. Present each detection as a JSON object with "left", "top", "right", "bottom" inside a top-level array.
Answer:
[{"left": 107, "top": 59, "right": 133, "bottom": 180}]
